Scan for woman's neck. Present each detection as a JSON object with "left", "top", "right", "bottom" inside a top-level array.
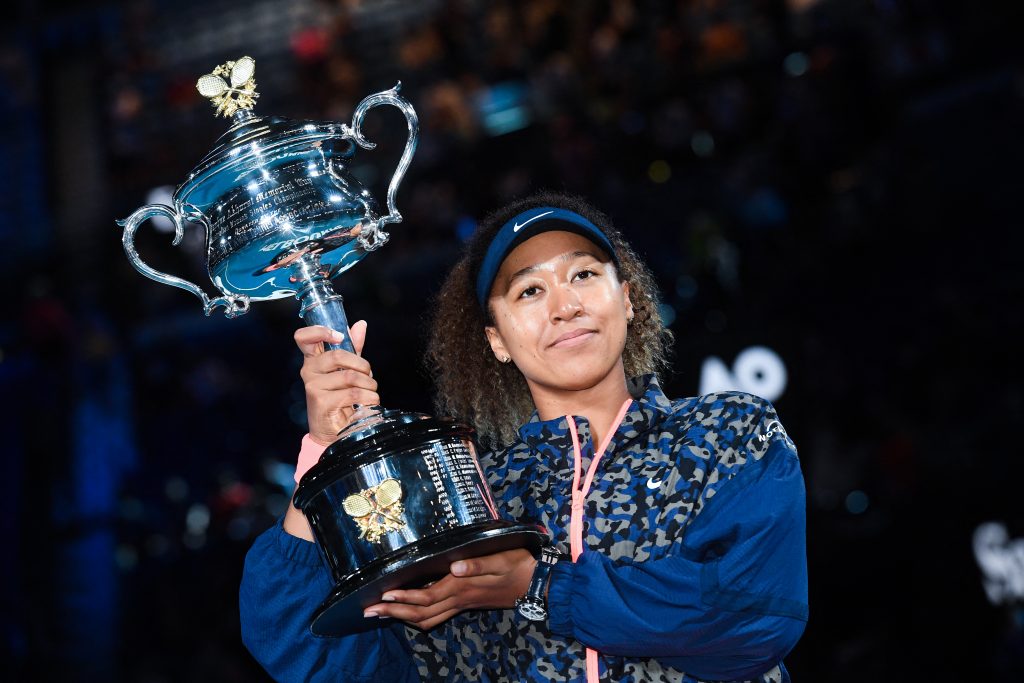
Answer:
[{"left": 529, "top": 364, "right": 632, "bottom": 448}]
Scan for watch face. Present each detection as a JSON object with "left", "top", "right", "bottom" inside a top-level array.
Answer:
[
  {"left": 541, "top": 548, "right": 562, "bottom": 564},
  {"left": 517, "top": 599, "right": 547, "bottom": 621}
]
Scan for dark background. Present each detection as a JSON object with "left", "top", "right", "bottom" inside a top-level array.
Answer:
[{"left": 3, "top": 0, "right": 1024, "bottom": 681}]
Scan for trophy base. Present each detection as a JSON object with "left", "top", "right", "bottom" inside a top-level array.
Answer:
[{"left": 310, "top": 521, "right": 546, "bottom": 636}]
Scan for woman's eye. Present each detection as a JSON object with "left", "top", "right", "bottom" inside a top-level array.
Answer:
[
  {"left": 518, "top": 285, "right": 540, "bottom": 299},
  {"left": 574, "top": 269, "right": 597, "bottom": 281}
]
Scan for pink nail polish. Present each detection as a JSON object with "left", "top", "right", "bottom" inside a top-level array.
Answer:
[{"left": 363, "top": 610, "right": 378, "bottom": 618}]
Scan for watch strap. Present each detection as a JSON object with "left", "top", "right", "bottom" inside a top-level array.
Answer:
[{"left": 516, "top": 545, "right": 563, "bottom": 620}]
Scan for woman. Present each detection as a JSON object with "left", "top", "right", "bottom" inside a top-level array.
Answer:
[{"left": 240, "top": 192, "right": 808, "bottom": 682}]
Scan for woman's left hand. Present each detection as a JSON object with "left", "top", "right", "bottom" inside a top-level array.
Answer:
[{"left": 363, "top": 548, "right": 537, "bottom": 631}]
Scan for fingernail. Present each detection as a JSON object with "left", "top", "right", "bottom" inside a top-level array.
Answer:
[
  {"left": 331, "top": 329, "right": 345, "bottom": 341},
  {"left": 381, "top": 593, "right": 396, "bottom": 602},
  {"left": 363, "top": 610, "right": 378, "bottom": 618},
  {"left": 377, "top": 615, "right": 390, "bottom": 619},
  {"left": 451, "top": 561, "right": 466, "bottom": 575}
]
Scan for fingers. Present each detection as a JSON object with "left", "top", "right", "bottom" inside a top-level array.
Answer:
[
  {"left": 371, "top": 564, "right": 512, "bottom": 610},
  {"left": 362, "top": 550, "right": 537, "bottom": 631},
  {"left": 294, "top": 321, "right": 369, "bottom": 358},
  {"left": 297, "top": 321, "right": 378, "bottom": 444},
  {"left": 365, "top": 596, "right": 460, "bottom": 630},
  {"left": 350, "top": 320, "right": 368, "bottom": 356},
  {"left": 308, "top": 389, "right": 381, "bottom": 424},
  {"left": 306, "top": 368, "right": 378, "bottom": 394},
  {"left": 294, "top": 325, "right": 345, "bottom": 357},
  {"left": 304, "top": 369, "right": 379, "bottom": 413},
  {"left": 365, "top": 605, "right": 462, "bottom": 632},
  {"left": 450, "top": 548, "right": 534, "bottom": 578},
  {"left": 367, "top": 593, "right": 457, "bottom": 618},
  {"left": 380, "top": 584, "right": 450, "bottom": 607},
  {"left": 413, "top": 608, "right": 462, "bottom": 632},
  {"left": 334, "top": 390, "right": 382, "bottom": 413},
  {"left": 300, "top": 347, "right": 374, "bottom": 380}
]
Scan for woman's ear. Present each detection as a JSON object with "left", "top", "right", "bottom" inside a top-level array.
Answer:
[
  {"left": 485, "top": 326, "right": 510, "bottom": 363},
  {"left": 622, "top": 281, "right": 634, "bottom": 322}
]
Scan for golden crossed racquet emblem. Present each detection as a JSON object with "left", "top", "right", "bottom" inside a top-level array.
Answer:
[
  {"left": 196, "top": 56, "right": 259, "bottom": 118},
  {"left": 342, "top": 478, "right": 407, "bottom": 543}
]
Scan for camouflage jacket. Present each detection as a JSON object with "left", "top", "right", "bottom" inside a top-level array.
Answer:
[{"left": 240, "top": 375, "right": 808, "bottom": 682}]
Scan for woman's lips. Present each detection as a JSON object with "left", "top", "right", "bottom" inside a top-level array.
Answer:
[{"left": 549, "top": 328, "right": 597, "bottom": 348}]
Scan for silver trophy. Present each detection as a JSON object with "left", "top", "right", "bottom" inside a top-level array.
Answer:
[
  {"left": 119, "top": 56, "right": 413, "bottom": 336},
  {"left": 118, "top": 57, "right": 545, "bottom": 636}
]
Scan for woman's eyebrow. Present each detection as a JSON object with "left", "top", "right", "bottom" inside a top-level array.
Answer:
[{"left": 506, "top": 251, "right": 600, "bottom": 286}]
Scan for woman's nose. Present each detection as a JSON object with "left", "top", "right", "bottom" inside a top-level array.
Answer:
[{"left": 550, "top": 284, "right": 583, "bottom": 321}]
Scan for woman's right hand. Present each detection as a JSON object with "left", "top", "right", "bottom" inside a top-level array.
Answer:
[{"left": 295, "top": 321, "right": 379, "bottom": 446}]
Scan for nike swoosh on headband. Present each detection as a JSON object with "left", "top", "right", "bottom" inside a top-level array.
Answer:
[{"left": 512, "top": 210, "right": 554, "bottom": 232}]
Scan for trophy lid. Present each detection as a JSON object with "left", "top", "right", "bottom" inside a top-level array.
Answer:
[{"left": 175, "top": 56, "right": 355, "bottom": 205}]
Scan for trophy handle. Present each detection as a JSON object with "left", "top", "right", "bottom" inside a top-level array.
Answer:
[
  {"left": 343, "top": 82, "right": 419, "bottom": 252},
  {"left": 116, "top": 204, "right": 251, "bottom": 318}
]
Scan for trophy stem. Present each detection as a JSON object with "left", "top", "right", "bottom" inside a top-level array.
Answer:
[{"left": 294, "top": 260, "right": 355, "bottom": 354}]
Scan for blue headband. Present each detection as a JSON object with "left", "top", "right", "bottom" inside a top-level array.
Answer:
[{"left": 474, "top": 206, "right": 618, "bottom": 308}]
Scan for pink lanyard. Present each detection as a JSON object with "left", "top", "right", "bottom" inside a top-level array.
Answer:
[{"left": 565, "top": 398, "right": 633, "bottom": 683}]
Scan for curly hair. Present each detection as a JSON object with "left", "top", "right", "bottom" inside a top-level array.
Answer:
[{"left": 425, "top": 191, "right": 674, "bottom": 448}]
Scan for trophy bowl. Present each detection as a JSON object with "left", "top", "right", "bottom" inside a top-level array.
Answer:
[
  {"left": 117, "top": 57, "right": 546, "bottom": 637},
  {"left": 179, "top": 116, "right": 378, "bottom": 303}
]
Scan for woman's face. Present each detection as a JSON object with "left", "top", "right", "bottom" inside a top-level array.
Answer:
[{"left": 484, "top": 230, "right": 633, "bottom": 394}]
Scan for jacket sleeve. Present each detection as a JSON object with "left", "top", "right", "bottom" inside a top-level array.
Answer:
[
  {"left": 239, "top": 518, "right": 420, "bottom": 683},
  {"left": 546, "top": 432, "right": 808, "bottom": 681}
]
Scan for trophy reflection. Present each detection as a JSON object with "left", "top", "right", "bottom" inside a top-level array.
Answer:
[{"left": 117, "top": 57, "right": 545, "bottom": 636}]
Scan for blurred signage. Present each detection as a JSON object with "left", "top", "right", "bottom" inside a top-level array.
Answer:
[
  {"left": 700, "top": 345, "right": 787, "bottom": 401},
  {"left": 973, "top": 521, "right": 1024, "bottom": 605}
]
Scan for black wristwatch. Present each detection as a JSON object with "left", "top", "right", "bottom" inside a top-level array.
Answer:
[{"left": 515, "top": 545, "right": 563, "bottom": 621}]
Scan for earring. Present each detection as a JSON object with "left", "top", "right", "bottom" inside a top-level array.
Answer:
[{"left": 499, "top": 355, "right": 511, "bottom": 364}]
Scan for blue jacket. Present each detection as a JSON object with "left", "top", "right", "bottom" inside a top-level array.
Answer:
[{"left": 240, "top": 376, "right": 808, "bottom": 682}]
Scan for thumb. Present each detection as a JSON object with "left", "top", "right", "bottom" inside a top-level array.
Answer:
[{"left": 350, "top": 320, "right": 368, "bottom": 356}]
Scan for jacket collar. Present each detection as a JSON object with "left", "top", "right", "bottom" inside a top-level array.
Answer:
[{"left": 514, "top": 374, "right": 673, "bottom": 448}]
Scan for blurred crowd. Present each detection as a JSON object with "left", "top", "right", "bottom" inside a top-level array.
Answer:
[{"left": 3, "top": 0, "right": 1024, "bottom": 681}]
